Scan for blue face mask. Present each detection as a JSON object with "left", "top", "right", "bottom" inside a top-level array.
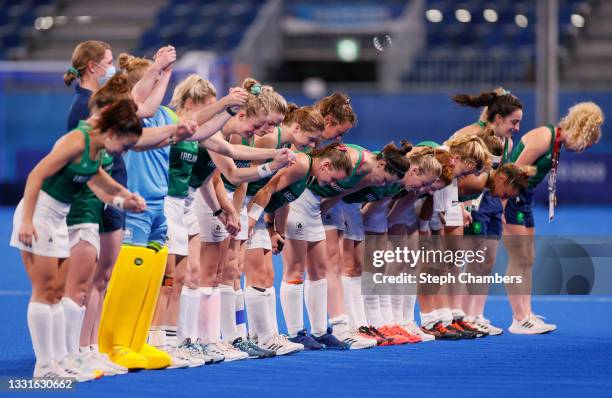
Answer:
[{"left": 97, "top": 64, "right": 116, "bottom": 86}]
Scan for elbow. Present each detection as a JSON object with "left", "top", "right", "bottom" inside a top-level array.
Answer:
[
  {"left": 137, "top": 104, "right": 155, "bottom": 118},
  {"left": 225, "top": 174, "right": 242, "bottom": 185}
]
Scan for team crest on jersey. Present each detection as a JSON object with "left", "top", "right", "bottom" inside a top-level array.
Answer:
[{"left": 123, "top": 227, "right": 133, "bottom": 240}]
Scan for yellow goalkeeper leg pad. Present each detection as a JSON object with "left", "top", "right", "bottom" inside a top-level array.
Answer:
[
  {"left": 109, "top": 345, "right": 147, "bottom": 370},
  {"left": 130, "top": 246, "right": 169, "bottom": 352},
  {"left": 98, "top": 245, "right": 157, "bottom": 354},
  {"left": 138, "top": 343, "right": 171, "bottom": 370}
]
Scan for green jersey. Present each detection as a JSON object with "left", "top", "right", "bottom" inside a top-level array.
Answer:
[
  {"left": 343, "top": 183, "right": 402, "bottom": 204},
  {"left": 416, "top": 140, "right": 440, "bottom": 148},
  {"left": 247, "top": 127, "right": 290, "bottom": 196},
  {"left": 307, "top": 143, "right": 367, "bottom": 198},
  {"left": 42, "top": 121, "right": 102, "bottom": 204},
  {"left": 221, "top": 136, "right": 254, "bottom": 192},
  {"left": 66, "top": 150, "right": 113, "bottom": 226},
  {"left": 510, "top": 125, "right": 555, "bottom": 188},
  {"left": 168, "top": 141, "right": 199, "bottom": 198},
  {"left": 265, "top": 153, "right": 312, "bottom": 213},
  {"left": 189, "top": 145, "right": 217, "bottom": 189}
]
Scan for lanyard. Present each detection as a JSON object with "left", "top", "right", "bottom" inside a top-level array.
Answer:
[{"left": 548, "top": 127, "right": 563, "bottom": 222}]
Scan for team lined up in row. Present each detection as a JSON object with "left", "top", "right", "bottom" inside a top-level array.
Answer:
[{"left": 10, "top": 40, "right": 604, "bottom": 380}]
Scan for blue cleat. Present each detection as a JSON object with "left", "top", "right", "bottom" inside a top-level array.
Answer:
[
  {"left": 313, "top": 327, "right": 350, "bottom": 350},
  {"left": 289, "top": 329, "right": 325, "bottom": 351}
]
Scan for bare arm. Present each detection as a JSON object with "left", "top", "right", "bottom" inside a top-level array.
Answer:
[
  {"left": 387, "top": 191, "right": 418, "bottom": 222},
  {"left": 203, "top": 132, "right": 279, "bottom": 161},
  {"left": 131, "top": 46, "right": 176, "bottom": 115},
  {"left": 320, "top": 178, "right": 371, "bottom": 214},
  {"left": 513, "top": 127, "right": 551, "bottom": 167},
  {"left": 132, "top": 125, "right": 175, "bottom": 150}
]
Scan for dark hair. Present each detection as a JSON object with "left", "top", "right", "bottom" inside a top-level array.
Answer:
[
  {"left": 433, "top": 149, "right": 454, "bottom": 186},
  {"left": 377, "top": 140, "right": 412, "bottom": 178},
  {"left": 284, "top": 104, "right": 325, "bottom": 132},
  {"left": 97, "top": 99, "right": 142, "bottom": 138},
  {"left": 310, "top": 142, "right": 353, "bottom": 176},
  {"left": 89, "top": 72, "right": 131, "bottom": 111},
  {"left": 315, "top": 93, "right": 357, "bottom": 126},
  {"left": 452, "top": 88, "right": 522, "bottom": 123},
  {"left": 475, "top": 126, "right": 504, "bottom": 156}
]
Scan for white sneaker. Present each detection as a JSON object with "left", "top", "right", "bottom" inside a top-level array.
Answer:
[
  {"left": 335, "top": 329, "right": 377, "bottom": 350},
  {"left": 59, "top": 357, "right": 100, "bottom": 382},
  {"left": 179, "top": 338, "right": 214, "bottom": 365},
  {"left": 472, "top": 315, "right": 503, "bottom": 336},
  {"left": 94, "top": 351, "right": 129, "bottom": 374},
  {"left": 73, "top": 352, "right": 109, "bottom": 377},
  {"left": 206, "top": 341, "right": 248, "bottom": 361},
  {"left": 77, "top": 350, "right": 117, "bottom": 376},
  {"left": 508, "top": 316, "right": 553, "bottom": 335},
  {"left": 530, "top": 314, "right": 557, "bottom": 332},
  {"left": 402, "top": 321, "right": 435, "bottom": 342},
  {"left": 196, "top": 340, "right": 225, "bottom": 364},
  {"left": 260, "top": 334, "right": 304, "bottom": 356},
  {"left": 162, "top": 345, "right": 191, "bottom": 369},
  {"left": 33, "top": 361, "right": 70, "bottom": 379}
]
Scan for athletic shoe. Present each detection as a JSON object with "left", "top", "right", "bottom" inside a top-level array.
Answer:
[
  {"left": 423, "top": 322, "right": 461, "bottom": 340},
  {"left": 508, "top": 316, "right": 554, "bottom": 335},
  {"left": 362, "top": 326, "right": 394, "bottom": 346},
  {"left": 472, "top": 315, "right": 503, "bottom": 336},
  {"left": 110, "top": 345, "right": 147, "bottom": 369},
  {"left": 206, "top": 341, "right": 248, "bottom": 361},
  {"left": 194, "top": 339, "right": 225, "bottom": 364},
  {"left": 259, "top": 334, "right": 304, "bottom": 356},
  {"left": 389, "top": 325, "right": 422, "bottom": 343},
  {"left": 73, "top": 351, "right": 111, "bottom": 377},
  {"left": 313, "top": 327, "right": 350, "bottom": 350},
  {"left": 289, "top": 329, "right": 325, "bottom": 350},
  {"left": 162, "top": 345, "right": 191, "bottom": 369},
  {"left": 59, "top": 357, "right": 101, "bottom": 382},
  {"left": 334, "top": 329, "right": 377, "bottom": 349},
  {"left": 179, "top": 338, "right": 214, "bottom": 365},
  {"left": 530, "top": 314, "right": 557, "bottom": 332},
  {"left": 89, "top": 350, "right": 127, "bottom": 375},
  {"left": 448, "top": 322, "right": 477, "bottom": 339},
  {"left": 455, "top": 319, "right": 488, "bottom": 338},
  {"left": 377, "top": 326, "right": 411, "bottom": 345},
  {"left": 232, "top": 337, "right": 276, "bottom": 359},
  {"left": 33, "top": 361, "right": 71, "bottom": 379},
  {"left": 402, "top": 322, "right": 435, "bottom": 342}
]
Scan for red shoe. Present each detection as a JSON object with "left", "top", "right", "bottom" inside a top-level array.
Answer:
[
  {"left": 378, "top": 326, "right": 411, "bottom": 345},
  {"left": 361, "top": 326, "right": 394, "bottom": 346},
  {"left": 389, "top": 325, "right": 422, "bottom": 343}
]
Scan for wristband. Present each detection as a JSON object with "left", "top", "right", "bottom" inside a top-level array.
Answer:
[
  {"left": 212, "top": 208, "right": 223, "bottom": 217},
  {"left": 257, "top": 163, "right": 274, "bottom": 178},
  {"left": 111, "top": 196, "right": 125, "bottom": 211},
  {"left": 248, "top": 203, "right": 264, "bottom": 221},
  {"left": 226, "top": 107, "right": 237, "bottom": 116}
]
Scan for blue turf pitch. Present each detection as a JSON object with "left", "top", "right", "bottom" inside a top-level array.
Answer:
[{"left": 1, "top": 206, "right": 611, "bottom": 398}]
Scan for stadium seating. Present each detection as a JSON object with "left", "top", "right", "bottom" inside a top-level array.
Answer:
[{"left": 0, "top": 0, "right": 55, "bottom": 59}]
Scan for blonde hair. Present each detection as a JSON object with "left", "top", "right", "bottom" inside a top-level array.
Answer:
[
  {"left": 64, "top": 40, "right": 111, "bottom": 86},
  {"left": 445, "top": 134, "right": 492, "bottom": 173},
  {"left": 261, "top": 85, "right": 288, "bottom": 116},
  {"left": 406, "top": 146, "right": 442, "bottom": 180},
  {"left": 242, "top": 77, "right": 270, "bottom": 118},
  {"left": 475, "top": 125, "right": 504, "bottom": 156},
  {"left": 117, "top": 53, "right": 152, "bottom": 88},
  {"left": 284, "top": 103, "right": 325, "bottom": 132},
  {"left": 494, "top": 163, "right": 537, "bottom": 191},
  {"left": 170, "top": 74, "right": 217, "bottom": 112},
  {"left": 559, "top": 102, "right": 604, "bottom": 151}
]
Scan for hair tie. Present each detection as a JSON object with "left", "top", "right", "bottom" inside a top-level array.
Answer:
[
  {"left": 250, "top": 83, "right": 262, "bottom": 96},
  {"left": 68, "top": 67, "right": 80, "bottom": 77},
  {"left": 337, "top": 143, "right": 348, "bottom": 152},
  {"left": 345, "top": 98, "right": 351, "bottom": 105}
]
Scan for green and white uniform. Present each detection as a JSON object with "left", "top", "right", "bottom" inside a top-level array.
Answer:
[
  {"left": 286, "top": 143, "right": 367, "bottom": 241},
  {"left": 66, "top": 149, "right": 113, "bottom": 258},
  {"left": 345, "top": 184, "right": 403, "bottom": 235},
  {"left": 10, "top": 121, "right": 102, "bottom": 257}
]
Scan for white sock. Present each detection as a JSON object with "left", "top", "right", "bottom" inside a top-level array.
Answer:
[
  {"left": 27, "top": 302, "right": 54, "bottom": 366},
  {"left": 304, "top": 279, "right": 328, "bottom": 337},
  {"left": 280, "top": 282, "right": 303, "bottom": 337},
  {"left": 341, "top": 276, "right": 357, "bottom": 329},
  {"left": 364, "top": 295, "right": 384, "bottom": 328},
  {"left": 452, "top": 308, "right": 466, "bottom": 320},
  {"left": 177, "top": 286, "right": 190, "bottom": 342},
  {"left": 197, "top": 287, "right": 213, "bottom": 343},
  {"left": 420, "top": 310, "right": 439, "bottom": 329},
  {"left": 390, "top": 295, "right": 404, "bottom": 326},
  {"left": 210, "top": 287, "right": 221, "bottom": 342},
  {"left": 267, "top": 286, "right": 278, "bottom": 334},
  {"left": 329, "top": 314, "right": 350, "bottom": 336},
  {"left": 402, "top": 295, "right": 416, "bottom": 325},
  {"left": 186, "top": 288, "right": 201, "bottom": 341},
  {"left": 350, "top": 276, "right": 368, "bottom": 328},
  {"left": 60, "top": 297, "right": 85, "bottom": 357},
  {"left": 235, "top": 289, "right": 247, "bottom": 340},
  {"left": 219, "top": 284, "right": 237, "bottom": 343},
  {"left": 165, "top": 326, "right": 178, "bottom": 347},
  {"left": 50, "top": 303, "right": 68, "bottom": 362},
  {"left": 245, "top": 286, "right": 274, "bottom": 344},
  {"left": 379, "top": 295, "right": 394, "bottom": 326},
  {"left": 439, "top": 307, "right": 453, "bottom": 326}
]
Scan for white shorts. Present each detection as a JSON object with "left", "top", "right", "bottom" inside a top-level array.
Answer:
[
  {"left": 343, "top": 203, "right": 365, "bottom": 241},
  {"left": 419, "top": 211, "right": 443, "bottom": 232},
  {"left": 194, "top": 189, "right": 229, "bottom": 243},
  {"left": 246, "top": 215, "right": 272, "bottom": 250},
  {"left": 10, "top": 191, "right": 71, "bottom": 258},
  {"left": 433, "top": 178, "right": 463, "bottom": 228},
  {"left": 165, "top": 196, "right": 189, "bottom": 256},
  {"left": 322, "top": 201, "right": 346, "bottom": 231},
  {"left": 286, "top": 188, "right": 325, "bottom": 242},
  {"left": 184, "top": 187, "right": 200, "bottom": 236},
  {"left": 68, "top": 223, "right": 100, "bottom": 259},
  {"left": 388, "top": 202, "right": 418, "bottom": 229},
  {"left": 363, "top": 199, "right": 391, "bottom": 233}
]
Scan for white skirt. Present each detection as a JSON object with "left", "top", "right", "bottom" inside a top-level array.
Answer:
[
  {"left": 322, "top": 201, "right": 346, "bottom": 231},
  {"left": 343, "top": 202, "right": 365, "bottom": 241},
  {"left": 194, "top": 188, "right": 229, "bottom": 243},
  {"left": 184, "top": 187, "right": 200, "bottom": 237},
  {"left": 388, "top": 202, "right": 418, "bottom": 229},
  {"left": 165, "top": 195, "right": 189, "bottom": 256},
  {"left": 68, "top": 223, "right": 100, "bottom": 259},
  {"left": 10, "top": 191, "right": 71, "bottom": 258},
  {"left": 286, "top": 188, "right": 326, "bottom": 242},
  {"left": 363, "top": 198, "right": 391, "bottom": 234},
  {"left": 246, "top": 214, "right": 272, "bottom": 250}
]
